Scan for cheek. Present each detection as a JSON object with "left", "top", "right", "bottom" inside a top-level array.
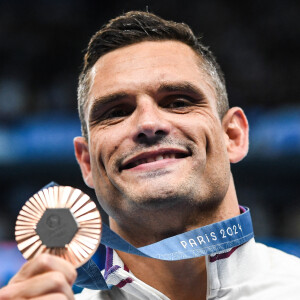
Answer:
[
  {"left": 205, "top": 126, "right": 230, "bottom": 178},
  {"left": 173, "top": 115, "right": 206, "bottom": 144},
  {"left": 188, "top": 114, "right": 228, "bottom": 169},
  {"left": 198, "top": 114, "right": 225, "bottom": 151},
  {"left": 89, "top": 133, "right": 119, "bottom": 199},
  {"left": 179, "top": 114, "right": 217, "bottom": 152},
  {"left": 89, "top": 126, "right": 125, "bottom": 174}
]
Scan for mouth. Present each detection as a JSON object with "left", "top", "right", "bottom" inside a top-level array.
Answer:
[{"left": 120, "top": 149, "right": 190, "bottom": 171}]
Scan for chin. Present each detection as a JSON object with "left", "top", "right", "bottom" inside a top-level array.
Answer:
[
  {"left": 126, "top": 182, "right": 225, "bottom": 213},
  {"left": 124, "top": 185, "right": 193, "bottom": 210}
]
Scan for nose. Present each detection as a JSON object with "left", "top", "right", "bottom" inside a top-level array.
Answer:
[{"left": 132, "top": 98, "right": 171, "bottom": 143}]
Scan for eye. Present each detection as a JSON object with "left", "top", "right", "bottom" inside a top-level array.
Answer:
[
  {"left": 164, "top": 96, "right": 194, "bottom": 109},
  {"left": 167, "top": 99, "right": 190, "bottom": 108},
  {"left": 105, "top": 108, "right": 130, "bottom": 119}
]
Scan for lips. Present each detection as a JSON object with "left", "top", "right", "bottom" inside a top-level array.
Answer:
[{"left": 120, "top": 149, "right": 190, "bottom": 171}]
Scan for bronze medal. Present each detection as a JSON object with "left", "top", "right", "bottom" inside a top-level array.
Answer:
[{"left": 15, "top": 186, "right": 102, "bottom": 268}]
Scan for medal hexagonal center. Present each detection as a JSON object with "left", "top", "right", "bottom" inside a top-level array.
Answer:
[{"left": 36, "top": 208, "right": 78, "bottom": 248}]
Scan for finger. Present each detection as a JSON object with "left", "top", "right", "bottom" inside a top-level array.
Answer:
[
  {"left": 10, "top": 253, "right": 77, "bottom": 285},
  {"left": 6, "top": 271, "right": 74, "bottom": 300}
]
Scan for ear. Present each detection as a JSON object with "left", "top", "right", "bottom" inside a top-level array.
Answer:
[
  {"left": 222, "top": 107, "right": 249, "bottom": 163},
  {"left": 74, "top": 137, "right": 94, "bottom": 188}
]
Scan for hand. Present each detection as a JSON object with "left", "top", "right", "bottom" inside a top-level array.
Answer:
[{"left": 0, "top": 253, "right": 77, "bottom": 300}]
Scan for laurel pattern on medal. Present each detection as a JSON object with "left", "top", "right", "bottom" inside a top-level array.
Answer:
[{"left": 15, "top": 186, "right": 102, "bottom": 268}]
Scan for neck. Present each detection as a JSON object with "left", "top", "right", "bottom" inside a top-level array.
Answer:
[{"left": 109, "top": 178, "right": 240, "bottom": 299}]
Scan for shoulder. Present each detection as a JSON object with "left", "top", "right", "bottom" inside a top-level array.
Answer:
[
  {"left": 255, "top": 242, "right": 300, "bottom": 272},
  {"left": 253, "top": 241, "right": 300, "bottom": 289}
]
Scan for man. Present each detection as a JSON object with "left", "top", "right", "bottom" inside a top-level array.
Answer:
[{"left": 1, "top": 10, "right": 299, "bottom": 300}]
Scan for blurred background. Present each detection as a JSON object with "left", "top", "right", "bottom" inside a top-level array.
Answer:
[{"left": 0, "top": 0, "right": 299, "bottom": 288}]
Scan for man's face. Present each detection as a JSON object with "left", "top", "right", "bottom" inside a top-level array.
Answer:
[{"left": 79, "top": 41, "right": 231, "bottom": 222}]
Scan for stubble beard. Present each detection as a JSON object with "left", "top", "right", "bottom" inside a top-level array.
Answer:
[{"left": 122, "top": 172, "right": 228, "bottom": 219}]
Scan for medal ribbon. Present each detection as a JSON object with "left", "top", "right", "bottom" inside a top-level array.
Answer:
[{"left": 42, "top": 183, "right": 254, "bottom": 290}]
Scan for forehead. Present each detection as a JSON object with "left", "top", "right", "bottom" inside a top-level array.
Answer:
[{"left": 86, "top": 40, "right": 217, "bottom": 110}]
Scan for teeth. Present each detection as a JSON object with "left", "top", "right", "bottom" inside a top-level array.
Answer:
[{"left": 131, "top": 153, "right": 179, "bottom": 167}]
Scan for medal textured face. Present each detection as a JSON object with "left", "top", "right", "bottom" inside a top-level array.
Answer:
[{"left": 15, "top": 186, "right": 102, "bottom": 268}]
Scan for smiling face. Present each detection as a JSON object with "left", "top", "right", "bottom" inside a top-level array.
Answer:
[{"left": 74, "top": 41, "right": 247, "bottom": 234}]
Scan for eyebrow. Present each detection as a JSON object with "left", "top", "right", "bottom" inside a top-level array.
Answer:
[{"left": 157, "top": 82, "right": 206, "bottom": 99}]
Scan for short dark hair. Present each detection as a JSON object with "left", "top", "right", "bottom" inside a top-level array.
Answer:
[{"left": 78, "top": 11, "right": 229, "bottom": 138}]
